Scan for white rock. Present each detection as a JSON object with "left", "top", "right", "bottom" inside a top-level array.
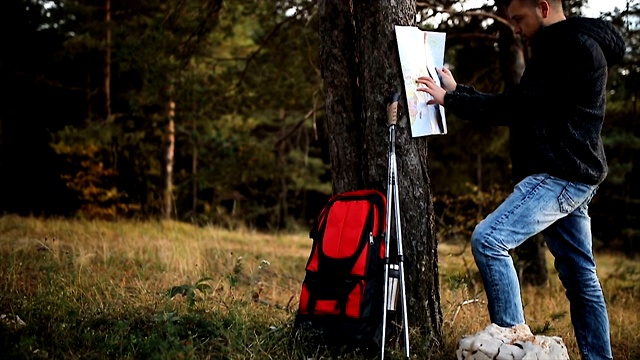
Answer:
[
  {"left": 15, "top": 315, "right": 26, "bottom": 327},
  {"left": 470, "top": 336, "right": 501, "bottom": 355},
  {"left": 496, "top": 344, "right": 526, "bottom": 360},
  {"left": 456, "top": 323, "right": 569, "bottom": 360},
  {"left": 0, "top": 314, "right": 27, "bottom": 328}
]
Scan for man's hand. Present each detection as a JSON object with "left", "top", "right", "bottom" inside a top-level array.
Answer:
[
  {"left": 437, "top": 67, "right": 457, "bottom": 92},
  {"left": 416, "top": 67, "right": 456, "bottom": 106},
  {"left": 416, "top": 76, "right": 446, "bottom": 105}
]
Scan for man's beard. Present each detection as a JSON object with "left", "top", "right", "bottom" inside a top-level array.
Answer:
[{"left": 522, "top": 15, "right": 544, "bottom": 42}]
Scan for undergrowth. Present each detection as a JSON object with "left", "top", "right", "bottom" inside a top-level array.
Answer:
[{"left": 0, "top": 215, "right": 638, "bottom": 359}]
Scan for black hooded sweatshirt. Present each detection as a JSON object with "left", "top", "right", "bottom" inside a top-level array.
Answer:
[{"left": 443, "top": 17, "right": 626, "bottom": 185}]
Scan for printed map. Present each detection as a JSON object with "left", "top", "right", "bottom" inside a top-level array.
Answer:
[{"left": 394, "top": 26, "right": 447, "bottom": 138}]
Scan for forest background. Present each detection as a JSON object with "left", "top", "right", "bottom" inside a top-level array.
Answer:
[{"left": 1, "top": 0, "right": 639, "bottom": 254}]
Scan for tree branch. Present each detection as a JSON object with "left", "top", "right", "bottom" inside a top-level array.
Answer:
[
  {"left": 218, "top": 1, "right": 318, "bottom": 101},
  {"left": 273, "top": 105, "right": 323, "bottom": 149},
  {"left": 447, "top": 33, "right": 500, "bottom": 42},
  {"left": 416, "top": 3, "right": 515, "bottom": 30}
]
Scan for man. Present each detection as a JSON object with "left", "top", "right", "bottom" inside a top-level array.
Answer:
[{"left": 416, "top": 0, "right": 625, "bottom": 359}]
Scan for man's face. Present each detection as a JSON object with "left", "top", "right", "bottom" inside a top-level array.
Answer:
[{"left": 508, "top": 0, "right": 544, "bottom": 41}]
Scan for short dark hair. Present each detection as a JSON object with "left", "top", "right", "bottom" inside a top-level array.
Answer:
[{"left": 505, "top": 0, "right": 562, "bottom": 7}]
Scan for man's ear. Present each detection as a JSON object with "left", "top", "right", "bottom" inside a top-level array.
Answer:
[{"left": 539, "top": 0, "right": 550, "bottom": 18}]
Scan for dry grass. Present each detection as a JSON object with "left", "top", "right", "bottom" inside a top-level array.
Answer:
[
  {"left": 437, "top": 242, "right": 640, "bottom": 359},
  {"left": 0, "top": 214, "right": 638, "bottom": 359}
]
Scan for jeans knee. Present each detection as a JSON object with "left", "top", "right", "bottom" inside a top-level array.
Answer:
[
  {"left": 559, "top": 266, "right": 600, "bottom": 292},
  {"left": 471, "top": 222, "right": 493, "bottom": 257}
]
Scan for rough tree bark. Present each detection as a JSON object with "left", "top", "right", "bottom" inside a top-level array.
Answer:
[{"left": 319, "top": 0, "right": 443, "bottom": 348}]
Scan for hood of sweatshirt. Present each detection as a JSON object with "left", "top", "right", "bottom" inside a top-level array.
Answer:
[{"left": 533, "top": 16, "right": 626, "bottom": 67}]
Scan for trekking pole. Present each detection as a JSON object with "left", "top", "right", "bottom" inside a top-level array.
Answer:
[{"left": 381, "top": 92, "right": 410, "bottom": 360}]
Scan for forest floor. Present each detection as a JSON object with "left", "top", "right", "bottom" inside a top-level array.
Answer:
[{"left": 0, "top": 215, "right": 638, "bottom": 359}]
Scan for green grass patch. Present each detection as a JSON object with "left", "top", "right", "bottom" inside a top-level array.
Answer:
[{"left": 1, "top": 215, "right": 639, "bottom": 359}]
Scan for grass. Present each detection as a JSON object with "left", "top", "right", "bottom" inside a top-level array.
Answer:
[{"left": 0, "top": 214, "right": 638, "bottom": 359}]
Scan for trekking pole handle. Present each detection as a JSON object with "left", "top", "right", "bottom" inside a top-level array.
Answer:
[{"left": 386, "top": 92, "right": 401, "bottom": 127}]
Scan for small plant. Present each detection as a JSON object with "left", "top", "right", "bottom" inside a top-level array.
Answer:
[
  {"left": 443, "top": 271, "right": 474, "bottom": 291},
  {"left": 531, "top": 320, "right": 553, "bottom": 335},
  {"left": 168, "top": 277, "right": 214, "bottom": 308},
  {"left": 228, "top": 256, "right": 243, "bottom": 287}
]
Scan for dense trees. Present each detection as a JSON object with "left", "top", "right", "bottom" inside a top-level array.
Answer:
[
  {"left": 1, "top": 0, "right": 326, "bottom": 227},
  {"left": 595, "top": 1, "right": 640, "bottom": 251},
  {"left": 0, "top": 0, "right": 638, "bottom": 255}
]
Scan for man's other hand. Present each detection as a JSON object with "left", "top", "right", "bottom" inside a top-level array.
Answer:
[
  {"left": 416, "top": 76, "right": 446, "bottom": 105},
  {"left": 437, "top": 67, "right": 457, "bottom": 92}
]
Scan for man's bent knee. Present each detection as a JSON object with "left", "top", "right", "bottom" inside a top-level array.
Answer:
[{"left": 471, "top": 221, "right": 496, "bottom": 257}]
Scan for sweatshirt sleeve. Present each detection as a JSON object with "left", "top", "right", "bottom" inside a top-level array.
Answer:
[
  {"left": 453, "top": 84, "right": 479, "bottom": 95},
  {"left": 443, "top": 78, "right": 565, "bottom": 126},
  {"left": 444, "top": 36, "right": 596, "bottom": 126},
  {"left": 444, "top": 88, "right": 514, "bottom": 126}
]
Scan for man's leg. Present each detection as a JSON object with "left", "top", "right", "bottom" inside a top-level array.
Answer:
[
  {"left": 470, "top": 174, "right": 595, "bottom": 327},
  {"left": 544, "top": 200, "right": 612, "bottom": 360}
]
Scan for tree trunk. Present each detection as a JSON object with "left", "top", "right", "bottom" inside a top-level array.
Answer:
[
  {"left": 164, "top": 99, "right": 175, "bottom": 219},
  {"left": 277, "top": 109, "right": 288, "bottom": 229},
  {"left": 105, "top": 0, "right": 112, "bottom": 120},
  {"left": 514, "top": 233, "right": 549, "bottom": 287},
  {"left": 86, "top": 56, "right": 93, "bottom": 118},
  {"left": 496, "top": 0, "right": 548, "bottom": 287},
  {"left": 0, "top": 95, "right": 3, "bottom": 174},
  {"left": 319, "top": 0, "right": 443, "bottom": 349},
  {"left": 496, "top": 1, "right": 525, "bottom": 88},
  {"left": 192, "top": 140, "right": 198, "bottom": 214},
  {"left": 476, "top": 151, "right": 483, "bottom": 217}
]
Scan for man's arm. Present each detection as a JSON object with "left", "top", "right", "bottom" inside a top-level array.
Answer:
[
  {"left": 453, "top": 84, "right": 479, "bottom": 95},
  {"left": 418, "top": 75, "right": 564, "bottom": 126},
  {"left": 444, "top": 89, "right": 515, "bottom": 126}
]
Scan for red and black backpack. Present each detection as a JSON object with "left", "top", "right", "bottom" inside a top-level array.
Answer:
[{"left": 294, "top": 189, "right": 387, "bottom": 350}]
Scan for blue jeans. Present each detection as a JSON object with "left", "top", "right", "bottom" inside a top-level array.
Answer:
[{"left": 471, "top": 174, "right": 612, "bottom": 360}]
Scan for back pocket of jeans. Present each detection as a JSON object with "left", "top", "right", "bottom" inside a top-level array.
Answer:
[{"left": 557, "top": 184, "right": 577, "bottom": 213}]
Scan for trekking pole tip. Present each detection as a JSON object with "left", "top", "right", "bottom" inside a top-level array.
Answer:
[{"left": 386, "top": 92, "right": 401, "bottom": 127}]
